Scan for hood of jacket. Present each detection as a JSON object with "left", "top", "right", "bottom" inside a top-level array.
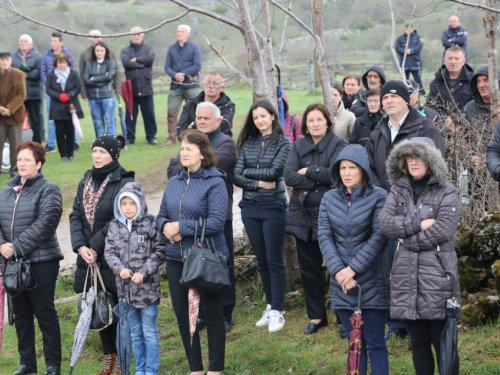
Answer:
[
  {"left": 176, "top": 166, "right": 227, "bottom": 182},
  {"left": 282, "top": 89, "right": 291, "bottom": 113},
  {"left": 470, "top": 65, "right": 499, "bottom": 104},
  {"left": 386, "top": 138, "right": 449, "bottom": 186},
  {"left": 113, "top": 181, "right": 147, "bottom": 228},
  {"left": 362, "top": 65, "right": 387, "bottom": 89},
  {"left": 333, "top": 144, "right": 373, "bottom": 187},
  {"left": 434, "top": 62, "right": 474, "bottom": 82}
]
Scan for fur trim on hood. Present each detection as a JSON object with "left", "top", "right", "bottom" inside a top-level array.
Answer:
[{"left": 386, "top": 138, "right": 449, "bottom": 186}]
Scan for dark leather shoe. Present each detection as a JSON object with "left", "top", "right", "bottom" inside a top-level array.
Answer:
[
  {"left": 12, "top": 364, "right": 37, "bottom": 375},
  {"left": 303, "top": 320, "right": 328, "bottom": 334},
  {"left": 197, "top": 318, "right": 206, "bottom": 331},
  {"left": 339, "top": 326, "right": 347, "bottom": 339},
  {"left": 224, "top": 320, "right": 234, "bottom": 333},
  {"left": 43, "top": 366, "right": 60, "bottom": 375},
  {"left": 148, "top": 138, "right": 158, "bottom": 145}
]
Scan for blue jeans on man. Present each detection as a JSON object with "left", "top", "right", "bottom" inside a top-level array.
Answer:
[
  {"left": 128, "top": 300, "right": 160, "bottom": 375},
  {"left": 46, "top": 95, "right": 78, "bottom": 147},
  {"left": 88, "top": 97, "right": 116, "bottom": 137}
]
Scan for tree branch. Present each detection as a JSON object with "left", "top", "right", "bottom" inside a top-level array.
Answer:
[
  {"left": 446, "top": 0, "right": 500, "bottom": 12},
  {"left": 388, "top": 0, "right": 406, "bottom": 80},
  {"left": 275, "top": 0, "right": 292, "bottom": 65},
  {"left": 268, "top": 0, "right": 314, "bottom": 36}
]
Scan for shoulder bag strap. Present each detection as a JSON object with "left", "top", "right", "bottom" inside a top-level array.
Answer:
[
  {"left": 93, "top": 264, "right": 107, "bottom": 292},
  {"left": 198, "top": 217, "right": 206, "bottom": 244}
]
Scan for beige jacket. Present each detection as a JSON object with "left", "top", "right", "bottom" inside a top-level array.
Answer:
[{"left": 332, "top": 101, "right": 355, "bottom": 142}]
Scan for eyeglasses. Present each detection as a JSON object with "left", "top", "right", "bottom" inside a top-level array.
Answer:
[
  {"left": 406, "top": 155, "right": 423, "bottom": 163},
  {"left": 367, "top": 99, "right": 379, "bottom": 104},
  {"left": 205, "top": 82, "right": 223, "bottom": 89}
]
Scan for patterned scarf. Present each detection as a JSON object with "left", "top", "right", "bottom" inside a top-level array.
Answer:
[
  {"left": 54, "top": 67, "right": 70, "bottom": 90},
  {"left": 83, "top": 174, "right": 111, "bottom": 231}
]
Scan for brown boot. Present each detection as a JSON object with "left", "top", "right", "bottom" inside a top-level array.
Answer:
[
  {"left": 94, "top": 354, "right": 116, "bottom": 375},
  {"left": 109, "top": 355, "right": 122, "bottom": 375},
  {"left": 166, "top": 107, "right": 180, "bottom": 143}
]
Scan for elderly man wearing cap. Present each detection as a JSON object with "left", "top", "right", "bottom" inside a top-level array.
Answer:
[
  {"left": 0, "top": 50, "right": 26, "bottom": 177},
  {"left": 79, "top": 30, "right": 121, "bottom": 102},
  {"left": 366, "top": 80, "right": 446, "bottom": 192}
]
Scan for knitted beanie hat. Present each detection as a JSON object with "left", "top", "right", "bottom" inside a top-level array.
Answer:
[
  {"left": 380, "top": 80, "right": 410, "bottom": 103},
  {"left": 91, "top": 135, "right": 125, "bottom": 161}
]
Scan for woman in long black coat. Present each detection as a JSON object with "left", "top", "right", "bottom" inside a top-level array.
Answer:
[{"left": 284, "top": 103, "right": 346, "bottom": 334}]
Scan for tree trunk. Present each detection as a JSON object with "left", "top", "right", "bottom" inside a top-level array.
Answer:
[
  {"left": 484, "top": 0, "right": 500, "bottom": 125},
  {"left": 261, "top": 0, "right": 278, "bottom": 108}
]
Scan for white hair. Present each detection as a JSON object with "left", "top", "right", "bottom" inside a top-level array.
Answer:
[
  {"left": 178, "top": 24, "right": 191, "bottom": 33},
  {"left": 88, "top": 29, "right": 102, "bottom": 37},
  {"left": 196, "top": 102, "right": 221, "bottom": 119},
  {"left": 130, "top": 26, "right": 143, "bottom": 33},
  {"left": 19, "top": 34, "right": 33, "bottom": 43}
]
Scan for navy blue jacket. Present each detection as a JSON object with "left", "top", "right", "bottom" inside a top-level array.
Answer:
[
  {"left": 165, "top": 40, "right": 202, "bottom": 90},
  {"left": 41, "top": 46, "right": 74, "bottom": 85},
  {"left": 11, "top": 48, "right": 44, "bottom": 100},
  {"left": 395, "top": 30, "right": 424, "bottom": 70},
  {"left": 318, "top": 144, "right": 389, "bottom": 311},
  {"left": 442, "top": 25, "right": 468, "bottom": 57},
  {"left": 156, "top": 167, "right": 228, "bottom": 262}
]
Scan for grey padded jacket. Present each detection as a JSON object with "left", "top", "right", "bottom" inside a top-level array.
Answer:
[{"left": 378, "top": 139, "right": 461, "bottom": 320}]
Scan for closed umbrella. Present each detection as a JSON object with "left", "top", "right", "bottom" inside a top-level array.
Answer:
[
  {"left": 275, "top": 64, "right": 285, "bottom": 129},
  {"left": 121, "top": 80, "right": 134, "bottom": 120},
  {"left": 188, "top": 288, "right": 200, "bottom": 347},
  {"left": 114, "top": 281, "right": 132, "bottom": 375},
  {"left": 69, "top": 104, "right": 84, "bottom": 147},
  {"left": 0, "top": 276, "right": 5, "bottom": 355},
  {"left": 440, "top": 270, "right": 460, "bottom": 375},
  {"left": 68, "top": 286, "right": 95, "bottom": 375},
  {"left": 347, "top": 283, "right": 363, "bottom": 375},
  {"left": 117, "top": 97, "right": 128, "bottom": 143}
]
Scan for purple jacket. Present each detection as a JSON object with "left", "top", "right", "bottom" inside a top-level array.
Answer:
[{"left": 41, "top": 46, "right": 75, "bottom": 85}]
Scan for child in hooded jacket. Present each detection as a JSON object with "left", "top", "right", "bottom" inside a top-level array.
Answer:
[{"left": 104, "top": 181, "right": 166, "bottom": 375}]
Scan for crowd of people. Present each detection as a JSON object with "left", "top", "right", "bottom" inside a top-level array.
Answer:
[{"left": 1, "top": 14, "right": 498, "bottom": 375}]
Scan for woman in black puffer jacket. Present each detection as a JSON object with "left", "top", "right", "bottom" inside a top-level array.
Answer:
[
  {"left": 233, "top": 100, "right": 292, "bottom": 333},
  {"left": 0, "top": 141, "right": 63, "bottom": 375},
  {"left": 284, "top": 103, "right": 346, "bottom": 335},
  {"left": 70, "top": 134, "right": 134, "bottom": 375}
]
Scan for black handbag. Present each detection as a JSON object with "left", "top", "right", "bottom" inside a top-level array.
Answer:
[
  {"left": 179, "top": 218, "right": 231, "bottom": 295},
  {"left": 77, "top": 264, "right": 118, "bottom": 331},
  {"left": 3, "top": 239, "right": 37, "bottom": 298}
]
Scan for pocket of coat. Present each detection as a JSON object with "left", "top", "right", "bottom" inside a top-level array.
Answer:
[{"left": 434, "top": 252, "right": 446, "bottom": 274}]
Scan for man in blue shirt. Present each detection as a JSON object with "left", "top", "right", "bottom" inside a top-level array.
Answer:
[{"left": 163, "top": 25, "right": 202, "bottom": 147}]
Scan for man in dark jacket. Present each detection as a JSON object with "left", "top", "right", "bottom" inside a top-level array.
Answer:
[
  {"left": 349, "top": 88, "right": 384, "bottom": 147},
  {"left": 79, "top": 30, "right": 121, "bottom": 101},
  {"left": 167, "top": 102, "right": 237, "bottom": 332},
  {"left": 395, "top": 24, "right": 425, "bottom": 94},
  {"left": 350, "top": 65, "right": 386, "bottom": 118},
  {"left": 163, "top": 24, "right": 202, "bottom": 147},
  {"left": 442, "top": 15, "right": 468, "bottom": 58},
  {"left": 366, "top": 80, "right": 446, "bottom": 192},
  {"left": 172, "top": 71, "right": 235, "bottom": 140},
  {"left": 121, "top": 26, "right": 158, "bottom": 145},
  {"left": 0, "top": 51, "right": 26, "bottom": 177},
  {"left": 11, "top": 34, "right": 43, "bottom": 143}
]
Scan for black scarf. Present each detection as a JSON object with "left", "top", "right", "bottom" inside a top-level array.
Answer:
[
  {"left": 409, "top": 174, "right": 431, "bottom": 204},
  {"left": 90, "top": 160, "right": 120, "bottom": 189}
]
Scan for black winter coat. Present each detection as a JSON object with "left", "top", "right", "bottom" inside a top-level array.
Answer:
[
  {"left": 120, "top": 42, "right": 155, "bottom": 97},
  {"left": 366, "top": 106, "right": 446, "bottom": 192},
  {"left": 284, "top": 131, "right": 346, "bottom": 241},
  {"left": 83, "top": 59, "right": 116, "bottom": 99},
  {"left": 487, "top": 122, "right": 500, "bottom": 185},
  {"left": 167, "top": 128, "right": 237, "bottom": 222},
  {"left": 46, "top": 69, "right": 84, "bottom": 120},
  {"left": 177, "top": 91, "right": 235, "bottom": 137},
  {"left": 70, "top": 166, "right": 135, "bottom": 294},
  {"left": 349, "top": 110, "right": 384, "bottom": 147},
  {"left": 318, "top": 144, "right": 389, "bottom": 311},
  {"left": 395, "top": 30, "right": 424, "bottom": 70},
  {"left": 233, "top": 135, "right": 292, "bottom": 202},
  {"left": 426, "top": 64, "right": 474, "bottom": 114},
  {"left": 11, "top": 49, "right": 43, "bottom": 101},
  {"left": 0, "top": 173, "right": 63, "bottom": 264}
]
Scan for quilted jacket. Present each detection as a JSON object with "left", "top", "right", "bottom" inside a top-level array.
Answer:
[
  {"left": 233, "top": 135, "right": 292, "bottom": 201},
  {"left": 378, "top": 139, "right": 461, "bottom": 320},
  {"left": 318, "top": 144, "right": 389, "bottom": 311},
  {"left": 156, "top": 167, "right": 228, "bottom": 262},
  {"left": 104, "top": 182, "right": 165, "bottom": 308}
]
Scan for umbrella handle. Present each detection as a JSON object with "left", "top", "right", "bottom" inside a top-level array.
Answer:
[
  {"left": 275, "top": 64, "right": 281, "bottom": 85},
  {"left": 355, "top": 283, "right": 362, "bottom": 313},
  {"left": 445, "top": 270, "right": 457, "bottom": 299}
]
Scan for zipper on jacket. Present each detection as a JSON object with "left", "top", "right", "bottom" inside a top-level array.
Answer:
[
  {"left": 96, "top": 63, "right": 101, "bottom": 99},
  {"left": 178, "top": 174, "right": 191, "bottom": 258},
  {"left": 10, "top": 189, "right": 23, "bottom": 242}
]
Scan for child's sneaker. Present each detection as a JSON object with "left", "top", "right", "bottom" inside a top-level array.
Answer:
[
  {"left": 255, "top": 304, "right": 272, "bottom": 327},
  {"left": 268, "top": 310, "right": 285, "bottom": 332}
]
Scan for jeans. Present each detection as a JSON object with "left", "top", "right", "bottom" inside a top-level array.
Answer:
[
  {"left": 89, "top": 97, "right": 117, "bottom": 137},
  {"left": 241, "top": 204, "right": 287, "bottom": 311},
  {"left": 46, "top": 95, "right": 78, "bottom": 147},
  {"left": 128, "top": 301, "right": 160, "bottom": 375},
  {"left": 337, "top": 309, "right": 389, "bottom": 375},
  {"left": 125, "top": 95, "right": 157, "bottom": 143},
  {"left": 167, "top": 260, "right": 225, "bottom": 372}
]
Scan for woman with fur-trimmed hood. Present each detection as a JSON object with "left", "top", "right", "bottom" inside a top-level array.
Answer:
[{"left": 378, "top": 137, "right": 461, "bottom": 375}]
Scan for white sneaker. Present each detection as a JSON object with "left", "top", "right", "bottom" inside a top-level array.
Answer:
[
  {"left": 255, "top": 304, "right": 272, "bottom": 327},
  {"left": 268, "top": 310, "right": 285, "bottom": 332}
]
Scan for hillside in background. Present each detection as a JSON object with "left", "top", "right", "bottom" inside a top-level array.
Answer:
[{"left": 0, "top": 0, "right": 489, "bottom": 89}]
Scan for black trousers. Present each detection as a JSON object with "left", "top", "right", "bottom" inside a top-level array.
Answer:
[
  {"left": 11, "top": 260, "right": 61, "bottom": 367},
  {"left": 167, "top": 260, "right": 225, "bottom": 372},
  {"left": 54, "top": 119, "right": 75, "bottom": 158},
  {"left": 295, "top": 237, "right": 328, "bottom": 321},
  {"left": 125, "top": 95, "right": 158, "bottom": 143},
  {"left": 25, "top": 99, "right": 42, "bottom": 143},
  {"left": 405, "top": 70, "right": 425, "bottom": 95},
  {"left": 405, "top": 319, "right": 457, "bottom": 375}
]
